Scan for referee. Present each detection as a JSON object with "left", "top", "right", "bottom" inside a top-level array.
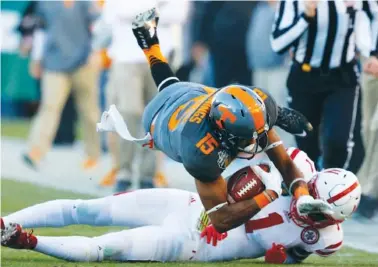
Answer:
[{"left": 271, "top": 0, "right": 366, "bottom": 173}]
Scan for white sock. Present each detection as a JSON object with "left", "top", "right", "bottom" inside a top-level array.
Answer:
[
  {"left": 35, "top": 236, "right": 103, "bottom": 262},
  {"left": 34, "top": 226, "right": 187, "bottom": 262}
]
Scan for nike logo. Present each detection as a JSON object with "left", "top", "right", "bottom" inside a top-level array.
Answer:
[{"left": 296, "top": 131, "right": 307, "bottom": 137}]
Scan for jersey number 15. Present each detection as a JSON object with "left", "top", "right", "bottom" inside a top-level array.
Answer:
[{"left": 196, "top": 133, "right": 219, "bottom": 155}]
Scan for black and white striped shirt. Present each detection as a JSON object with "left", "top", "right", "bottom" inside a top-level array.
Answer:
[
  {"left": 362, "top": 0, "right": 378, "bottom": 56},
  {"left": 271, "top": 0, "right": 377, "bottom": 70}
]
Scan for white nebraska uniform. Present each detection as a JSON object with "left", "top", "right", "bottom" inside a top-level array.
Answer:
[
  {"left": 192, "top": 196, "right": 343, "bottom": 262},
  {"left": 3, "top": 192, "right": 342, "bottom": 262}
]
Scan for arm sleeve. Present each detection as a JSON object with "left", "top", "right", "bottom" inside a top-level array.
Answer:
[{"left": 271, "top": 0, "right": 309, "bottom": 54}]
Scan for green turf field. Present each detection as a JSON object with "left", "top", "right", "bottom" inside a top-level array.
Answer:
[
  {"left": 1, "top": 119, "right": 84, "bottom": 140},
  {"left": 1, "top": 179, "right": 377, "bottom": 267},
  {"left": 1, "top": 119, "right": 30, "bottom": 140}
]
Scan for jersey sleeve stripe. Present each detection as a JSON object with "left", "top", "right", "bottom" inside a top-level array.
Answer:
[{"left": 289, "top": 148, "right": 301, "bottom": 160}]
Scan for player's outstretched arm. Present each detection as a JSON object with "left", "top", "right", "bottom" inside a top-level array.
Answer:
[
  {"left": 132, "top": 8, "right": 179, "bottom": 92},
  {"left": 195, "top": 164, "right": 282, "bottom": 233},
  {"left": 265, "top": 129, "right": 309, "bottom": 198},
  {"left": 265, "top": 129, "right": 333, "bottom": 215}
]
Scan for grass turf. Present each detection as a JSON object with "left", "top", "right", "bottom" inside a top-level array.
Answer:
[
  {"left": 1, "top": 179, "right": 378, "bottom": 267},
  {"left": 1, "top": 119, "right": 84, "bottom": 140},
  {"left": 1, "top": 119, "right": 30, "bottom": 140}
]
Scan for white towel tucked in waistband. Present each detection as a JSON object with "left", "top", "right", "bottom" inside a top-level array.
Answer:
[{"left": 96, "top": 105, "right": 152, "bottom": 146}]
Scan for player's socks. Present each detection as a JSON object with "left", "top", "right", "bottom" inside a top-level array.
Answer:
[
  {"left": 143, "top": 44, "right": 167, "bottom": 65},
  {"left": 34, "top": 236, "right": 103, "bottom": 262},
  {"left": 33, "top": 226, "right": 180, "bottom": 262},
  {"left": 143, "top": 44, "right": 179, "bottom": 91}
]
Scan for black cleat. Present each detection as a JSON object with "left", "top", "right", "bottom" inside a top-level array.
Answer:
[{"left": 132, "top": 8, "right": 160, "bottom": 50}]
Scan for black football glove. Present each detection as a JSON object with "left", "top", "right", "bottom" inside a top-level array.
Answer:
[{"left": 276, "top": 106, "right": 313, "bottom": 137}]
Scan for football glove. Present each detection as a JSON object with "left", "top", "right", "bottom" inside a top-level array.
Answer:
[
  {"left": 265, "top": 243, "right": 287, "bottom": 264},
  {"left": 200, "top": 224, "right": 228, "bottom": 247},
  {"left": 252, "top": 162, "right": 283, "bottom": 197},
  {"left": 296, "top": 195, "right": 333, "bottom": 216}
]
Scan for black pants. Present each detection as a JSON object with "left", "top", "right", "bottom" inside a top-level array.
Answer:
[{"left": 287, "top": 63, "right": 364, "bottom": 174}]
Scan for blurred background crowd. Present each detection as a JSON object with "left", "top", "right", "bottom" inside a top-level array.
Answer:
[{"left": 1, "top": 0, "right": 377, "bottom": 221}]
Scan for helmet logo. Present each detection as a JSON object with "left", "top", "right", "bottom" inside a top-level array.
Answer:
[
  {"left": 216, "top": 105, "right": 237, "bottom": 129},
  {"left": 301, "top": 227, "right": 320, "bottom": 245}
]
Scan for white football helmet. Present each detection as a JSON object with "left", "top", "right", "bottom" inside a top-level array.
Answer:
[
  {"left": 286, "top": 147, "right": 317, "bottom": 182},
  {"left": 291, "top": 168, "right": 361, "bottom": 228}
]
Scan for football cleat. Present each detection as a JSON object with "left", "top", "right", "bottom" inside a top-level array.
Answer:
[
  {"left": 1, "top": 223, "right": 37, "bottom": 250},
  {"left": 132, "top": 8, "right": 160, "bottom": 50}
]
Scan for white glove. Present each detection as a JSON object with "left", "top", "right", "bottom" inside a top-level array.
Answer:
[
  {"left": 296, "top": 195, "right": 333, "bottom": 216},
  {"left": 252, "top": 162, "right": 282, "bottom": 197}
]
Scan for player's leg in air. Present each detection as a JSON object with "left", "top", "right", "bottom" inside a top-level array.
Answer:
[
  {"left": 131, "top": 8, "right": 179, "bottom": 93},
  {"left": 1, "top": 189, "right": 197, "bottom": 229}
]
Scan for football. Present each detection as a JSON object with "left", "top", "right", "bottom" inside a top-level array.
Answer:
[{"left": 227, "top": 164, "right": 268, "bottom": 203}]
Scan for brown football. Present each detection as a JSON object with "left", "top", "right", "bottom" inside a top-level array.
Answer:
[{"left": 227, "top": 164, "right": 268, "bottom": 203}]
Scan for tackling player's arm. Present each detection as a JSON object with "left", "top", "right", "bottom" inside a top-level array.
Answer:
[
  {"left": 265, "top": 129, "right": 310, "bottom": 198},
  {"left": 186, "top": 158, "right": 282, "bottom": 233},
  {"left": 252, "top": 87, "right": 310, "bottom": 199},
  {"left": 195, "top": 177, "right": 270, "bottom": 233}
]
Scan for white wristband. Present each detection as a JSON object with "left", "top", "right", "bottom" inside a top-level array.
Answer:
[
  {"left": 263, "top": 140, "right": 283, "bottom": 152},
  {"left": 206, "top": 202, "right": 228, "bottom": 215},
  {"left": 157, "top": 77, "right": 180, "bottom": 91},
  {"left": 288, "top": 178, "right": 306, "bottom": 196}
]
